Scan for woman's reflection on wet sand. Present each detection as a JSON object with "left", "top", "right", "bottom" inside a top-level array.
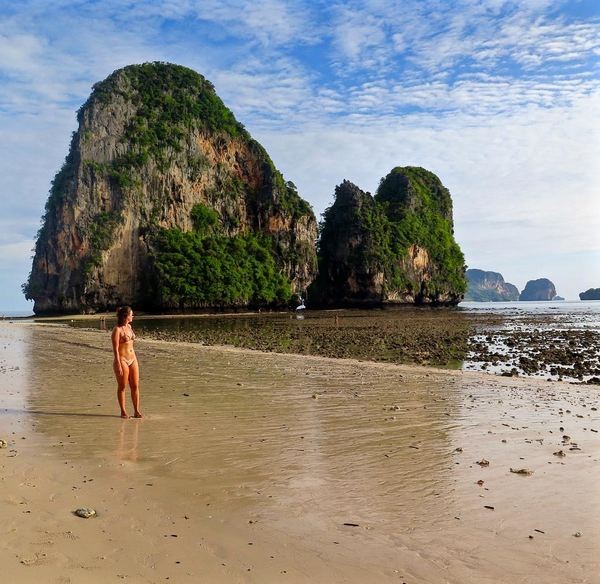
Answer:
[{"left": 117, "top": 418, "right": 140, "bottom": 462}]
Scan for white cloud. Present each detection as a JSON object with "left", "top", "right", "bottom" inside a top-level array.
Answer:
[
  {"left": 329, "top": 6, "right": 388, "bottom": 68},
  {"left": 323, "top": 0, "right": 600, "bottom": 82},
  {"left": 0, "top": 32, "right": 44, "bottom": 74},
  {"left": 120, "top": 0, "right": 321, "bottom": 47},
  {"left": 209, "top": 56, "right": 317, "bottom": 126},
  {"left": 255, "top": 90, "right": 600, "bottom": 300}
]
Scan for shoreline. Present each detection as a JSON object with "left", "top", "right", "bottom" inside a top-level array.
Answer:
[
  {"left": 1, "top": 321, "right": 599, "bottom": 583},
  {"left": 28, "top": 312, "right": 600, "bottom": 385},
  {"left": 19, "top": 320, "right": 539, "bottom": 387},
  {"left": 30, "top": 319, "right": 467, "bottom": 375}
]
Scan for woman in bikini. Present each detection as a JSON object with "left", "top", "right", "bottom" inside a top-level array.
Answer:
[{"left": 112, "top": 306, "right": 142, "bottom": 419}]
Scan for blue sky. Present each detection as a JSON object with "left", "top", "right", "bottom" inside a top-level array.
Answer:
[{"left": 1, "top": 0, "right": 599, "bottom": 311}]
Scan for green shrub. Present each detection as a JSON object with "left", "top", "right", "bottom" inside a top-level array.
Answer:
[
  {"left": 147, "top": 226, "right": 292, "bottom": 308},
  {"left": 83, "top": 211, "right": 124, "bottom": 275},
  {"left": 190, "top": 203, "right": 220, "bottom": 234}
]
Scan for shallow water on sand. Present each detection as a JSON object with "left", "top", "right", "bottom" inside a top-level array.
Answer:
[{"left": 1, "top": 322, "right": 600, "bottom": 583}]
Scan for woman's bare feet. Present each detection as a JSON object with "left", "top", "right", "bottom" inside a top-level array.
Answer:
[
  {"left": 120, "top": 411, "right": 129, "bottom": 419},
  {"left": 133, "top": 411, "right": 143, "bottom": 418}
]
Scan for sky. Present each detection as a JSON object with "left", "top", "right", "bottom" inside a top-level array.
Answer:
[{"left": 0, "top": 0, "right": 599, "bottom": 311}]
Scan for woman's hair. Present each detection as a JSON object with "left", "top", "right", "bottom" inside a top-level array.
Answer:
[{"left": 116, "top": 306, "right": 132, "bottom": 326}]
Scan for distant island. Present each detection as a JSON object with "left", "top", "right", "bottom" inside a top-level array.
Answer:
[
  {"left": 519, "top": 278, "right": 557, "bottom": 301},
  {"left": 580, "top": 288, "right": 600, "bottom": 300},
  {"left": 464, "top": 271, "right": 564, "bottom": 302},
  {"left": 464, "top": 269, "right": 519, "bottom": 301}
]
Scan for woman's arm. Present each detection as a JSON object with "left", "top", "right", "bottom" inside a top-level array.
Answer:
[{"left": 111, "top": 327, "right": 123, "bottom": 375}]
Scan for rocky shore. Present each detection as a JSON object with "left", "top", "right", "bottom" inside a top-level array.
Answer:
[
  {"left": 467, "top": 326, "right": 600, "bottom": 382},
  {"left": 141, "top": 310, "right": 472, "bottom": 367}
]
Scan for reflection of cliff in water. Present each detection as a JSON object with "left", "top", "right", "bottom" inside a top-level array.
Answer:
[
  {"left": 59, "top": 308, "right": 472, "bottom": 369},
  {"left": 270, "top": 366, "right": 465, "bottom": 528}
]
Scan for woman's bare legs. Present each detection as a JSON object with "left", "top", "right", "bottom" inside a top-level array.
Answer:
[
  {"left": 113, "top": 360, "right": 130, "bottom": 418},
  {"left": 129, "top": 359, "right": 142, "bottom": 418}
]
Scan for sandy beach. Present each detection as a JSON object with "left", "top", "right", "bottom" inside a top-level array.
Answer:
[{"left": 1, "top": 321, "right": 599, "bottom": 583}]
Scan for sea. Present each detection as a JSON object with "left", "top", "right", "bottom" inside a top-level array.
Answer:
[
  {"left": 1, "top": 309, "right": 35, "bottom": 318},
  {"left": 460, "top": 299, "right": 600, "bottom": 320}
]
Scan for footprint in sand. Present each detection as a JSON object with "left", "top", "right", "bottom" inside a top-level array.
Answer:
[{"left": 19, "top": 551, "right": 48, "bottom": 566}]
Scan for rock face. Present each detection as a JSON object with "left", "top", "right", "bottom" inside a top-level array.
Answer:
[
  {"left": 580, "top": 288, "right": 600, "bottom": 300},
  {"left": 519, "top": 278, "right": 557, "bottom": 301},
  {"left": 24, "top": 63, "right": 317, "bottom": 314},
  {"left": 464, "top": 269, "right": 519, "bottom": 301},
  {"left": 310, "top": 168, "right": 466, "bottom": 306}
]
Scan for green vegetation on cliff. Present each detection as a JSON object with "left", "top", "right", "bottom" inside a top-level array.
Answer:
[
  {"left": 146, "top": 204, "right": 292, "bottom": 309},
  {"left": 82, "top": 62, "right": 249, "bottom": 172},
  {"left": 24, "top": 62, "right": 317, "bottom": 313},
  {"left": 83, "top": 211, "right": 125, "bottom": 275},
  {"left": 376, "top": 167, "right": 465, "bottom": 296},
  {"left": 82, "top": 62, "right": 314, "bottom": 223},
  {"left": 94, "top": 63, "right": 312, "bottom": 218},
  {"left": 313, "top": 181, "right": 389, "bottom": 302}
]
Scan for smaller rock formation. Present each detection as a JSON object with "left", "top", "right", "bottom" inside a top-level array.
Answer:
[
  {"left": 309, "top": 167, "right": 466, "bottom": 306},
  {"left": 464, "top": 269, "right": 519, "bottom": 301},
  {"left": 519, "top": 278, "right": 557, "bottom": 301},
  {"left": 579, "top": 288, "right": 600, "bottom": 300}
]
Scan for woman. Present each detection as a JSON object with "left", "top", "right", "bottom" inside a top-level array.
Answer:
[{"left": 112, "top": 306, "right": 142, "bottom": 418}]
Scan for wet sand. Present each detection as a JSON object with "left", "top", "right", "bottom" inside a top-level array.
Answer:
[{"left": 1, "top": 321, "right": 599, "bottom": 583}]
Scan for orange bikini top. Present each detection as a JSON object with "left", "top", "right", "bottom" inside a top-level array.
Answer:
[{"left": 119, "top": 326, "right": 135, "bottom": 343}]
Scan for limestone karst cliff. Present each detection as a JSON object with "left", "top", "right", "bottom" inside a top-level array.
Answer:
[
  {"left": 24, "top": 63, "right": 317, "bottom": 313},
  {"left": 310, "top": 168, "right": 467, "bottom": 306},
  {"left": 580, "top": 288, "right": 600, "bottom": 300},
  {"left": 519, "top": 278, "right": 557, "bottom": 301},
  {"left": 464, "top": 269, "right": 519, "bottom": 301}
]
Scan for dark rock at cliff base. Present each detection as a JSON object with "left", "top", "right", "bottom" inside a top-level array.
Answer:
[
  {"left": 23, "top": 62, "right": 317, "bottom": 314},
  {"left": 464, "top": 269, "right": 519, "bottom": 301},
  {"left": 579, "top": 288, "right": 600, "bottom": 300},
  {"left": 309, "top": 168, "right": 466, "bottom": 306},
  {"left": 519, "top": 278, "right": 557, "bottom": 301}
]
